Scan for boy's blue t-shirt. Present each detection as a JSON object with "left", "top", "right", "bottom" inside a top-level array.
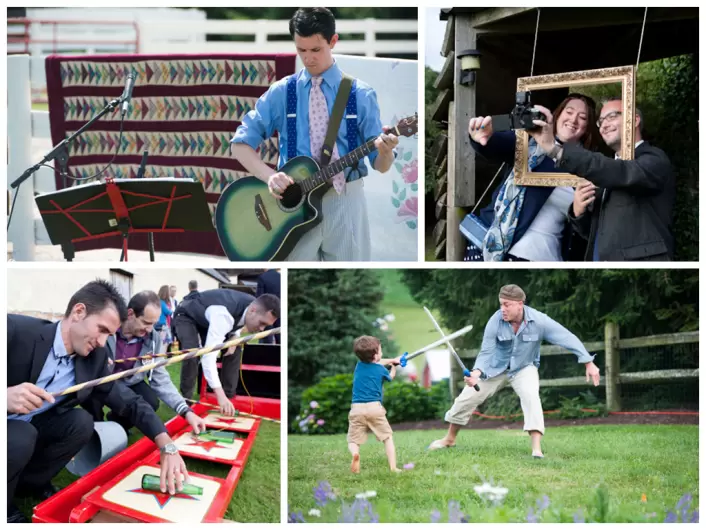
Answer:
[{"left": 352, "top": 361, "right": 392, "bottom": 404}]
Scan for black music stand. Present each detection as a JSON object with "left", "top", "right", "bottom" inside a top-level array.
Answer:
[{"left": 35, "top": 178, "right": 214, "bottom": 261}]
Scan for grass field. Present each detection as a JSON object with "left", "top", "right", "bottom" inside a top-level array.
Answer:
[
  {"left": 377, "top": 269, "right": 447, "bottom": 374},
  {"left": 17, "top": 363, "right": 279, "bottom": 523},
  {"left": 288, "top": 425, "right": 698, "bottom": 523}
]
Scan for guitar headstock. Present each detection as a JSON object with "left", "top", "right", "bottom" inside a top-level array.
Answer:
[{"left": 392, "top": 113, "right": 418, "bottom": 137}]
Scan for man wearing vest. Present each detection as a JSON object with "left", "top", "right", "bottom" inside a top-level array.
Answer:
[
  {"left": 174, "top": 290, "right": 280, "bottom": 415},
  {"left": 231, "top": 7, "right": 399, "bottom": 261},
  {"left": 83, "top": 291, "right": 208, "bottom": 435}
]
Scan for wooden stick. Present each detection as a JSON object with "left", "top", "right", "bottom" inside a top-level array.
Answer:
[
  {"left": 186, "top": 399, "right": 281, "bottom": 424},
  {"left": 50, "top": 327, "right": 280, "bottom": 398},
  {"left": 113, "top": 347, "right": 200, "bottom": 364}
]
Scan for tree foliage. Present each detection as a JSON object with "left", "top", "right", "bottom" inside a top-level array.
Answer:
[
  {"left": 424, "top": 66, "right": 442, "bottom": 194},
  {"left": 288, "top": 269, "right": 397, "bottom": 418},
  {"left": 401, "top": 269, "right": 698, "bottom": 346}
]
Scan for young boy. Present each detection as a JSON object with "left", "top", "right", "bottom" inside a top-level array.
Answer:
[{"left": 347, "top": 336, "right": 401, "bottom": 473}]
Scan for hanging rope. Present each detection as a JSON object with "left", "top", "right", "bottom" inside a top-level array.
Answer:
[
  {"left": 529, "top": 8, "right": 541, "bottom": 76},
  {"left": 635, "top": 7, "right": 648, "bottom": 74}
]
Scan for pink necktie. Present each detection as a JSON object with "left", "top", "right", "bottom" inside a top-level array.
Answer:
[{"left": 309, "top": 76, "right": 345, "bottom": 194}]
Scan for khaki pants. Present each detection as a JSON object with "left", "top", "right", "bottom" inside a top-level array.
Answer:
[
  {"left": 347, "top": 402, "right": 393, "bottom": 444},
  {"left": 445, "top": 365, "right": 545, "bottom": 434}
]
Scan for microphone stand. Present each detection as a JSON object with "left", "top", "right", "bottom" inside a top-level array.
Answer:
[{"left": 8, "top": 95, "right": 124, "bottom": 231}]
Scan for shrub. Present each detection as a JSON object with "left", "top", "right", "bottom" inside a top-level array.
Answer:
[{"left": 293, "top": 375, "right": 451, "bottom": 434}]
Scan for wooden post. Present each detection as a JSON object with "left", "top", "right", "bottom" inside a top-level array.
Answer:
[{"left": 604, "top": 321, "right": 621, "bottom": 411}]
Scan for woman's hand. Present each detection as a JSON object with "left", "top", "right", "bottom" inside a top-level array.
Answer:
[
  {"left": 528, "top": 105, "right": 556, "bottom": 153},
  {"left": 468, "top": 116, "right": 494, "bottom": 146}
]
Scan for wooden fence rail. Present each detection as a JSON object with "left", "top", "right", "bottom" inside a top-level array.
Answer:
[{"left": 454, "top": 323, "right": 699, "bottom": 411}]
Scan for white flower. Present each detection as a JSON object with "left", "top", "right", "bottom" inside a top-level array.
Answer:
[
  {"left": 308, "top": 509, "right": 321, "bottom": 517},
  {"left": 385, "top": 314, "right": 396, "bottom": 322},
  {"left": 474, "top": 482, "right": 509, "bottom": 505},
  {"left": 355, "top": 490, "right": 377, "bottom": 499}
]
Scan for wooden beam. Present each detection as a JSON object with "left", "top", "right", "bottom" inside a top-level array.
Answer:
[
  {"left": 436, "top": 156, "right": 448, "bottom": 178},
  {"left": 620, "top": 368, "right": 699, "bottom": 384},
  {"left": 470, "top": 7, "right": 536, "bottom": 29},
  {"left": 433, "top": 134, "right": 448, "bottom": 167},
  {"left": 434, "top": 172, "right": 447, "bottom": 201},
  {"left": 433, "top": 55, "right": 454, "bottom": 91},
  {"left": 619, "top": 331, "right": 699, "bottom": 349},
  {"left": 448, "top": 15, "right": 476, "bottom": 210},
  {"left": 541, "top": 376, "right": 605, "bottom": 388},
  {"left": 434, "top": 239, "right": 446, "bottom": 261},
  {"left": 605, "top": 321, "right": 621, "bottom": 412},
  {"left": 431, "top": 88, "right": 452, "bottom": 123},
  {"left": 470, "top": 7, "right": 697, "bottom": 34},
  {"left": 459, "top": 339, "right": 605, "bottom": 359},
  {"left": 435, "top": 192, "right": 447, "bottom": 220},
  {"left": 432, "top": 219, "right": 447, "bottom": 246},
  {"left": 441, "top": 14, "right": 455, "bottom": 57}
]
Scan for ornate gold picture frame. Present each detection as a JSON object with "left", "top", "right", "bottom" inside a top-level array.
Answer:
[{"left": 514, "top": 65, "right": 635, "bottom": 186}]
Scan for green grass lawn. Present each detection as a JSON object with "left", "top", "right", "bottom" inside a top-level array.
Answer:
[
  {"left": 378, "top": 269, "right": 451, "bottom": 374},
  {"left": 17, "top": 363, "right": 279, "bottom": 522},
  {"left": 288, "top": 425, "right": 698, "bottom": 523}
]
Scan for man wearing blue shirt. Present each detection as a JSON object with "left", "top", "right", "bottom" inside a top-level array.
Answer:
[
  {"left": 429, "top": 284, "right": 601, "bottom": 458},
  {"left": 231, "top": 7, "right": 398, "bottom": 261},
  {"left": 7, "top": 281, "right": 190, "bottom": 523}
]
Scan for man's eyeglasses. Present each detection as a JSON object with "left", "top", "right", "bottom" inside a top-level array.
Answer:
[{"left": 597, "top": 111, "right": 622, "bottom": 128}]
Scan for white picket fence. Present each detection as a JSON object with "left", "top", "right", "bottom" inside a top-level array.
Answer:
[{"left": 9, "top": 11, "right": 417, "bottom": 102}]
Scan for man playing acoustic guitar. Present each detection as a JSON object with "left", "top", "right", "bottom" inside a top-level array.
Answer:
[{"left": 231, "top": 7, "right": 399, "bottom": 261}]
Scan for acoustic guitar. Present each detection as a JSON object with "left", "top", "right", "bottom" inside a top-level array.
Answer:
[{"left": 215, "top": 114, "right": 418, "bottom": 261}]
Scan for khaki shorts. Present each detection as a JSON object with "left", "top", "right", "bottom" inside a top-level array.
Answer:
[{"left": 347, "top": 402, "right": 393, "bottom": 444}]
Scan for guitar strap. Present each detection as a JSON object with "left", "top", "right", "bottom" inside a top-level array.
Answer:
[
  {"left": 285, "top": 73, "right": 360, "bottom": 170},
  {"left": 320, "top": 74, "right": 352, "bottom": 166}
]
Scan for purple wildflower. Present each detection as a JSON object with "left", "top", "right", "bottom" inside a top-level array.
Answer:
[
  {"left": 526, "top": 508, "right": 538, "bottom": 523},
  {"left": 527, "top": 495, "right": 550, "bottom": 523},
  {"left": 573, "top": 510, "right": 585, "bottom": 523},
  {"left": 664, "top": 511, "right": 678, "bottom": 523},
  {"left": 339, "top": 498, "right": 379, "bottom": 523},
  {"left": 310, "top": 400, "right": 319, "bottom": 409},
  {"left": 447, "top": 500, "right": 469, "bottom": 523},
  {"left": 430, "top": 509, "right": 441, "bottom": 523},
  {"left": 677, "top": 493, "right": 692, "bottom": 522},
  {"left": 403, "top": 462, "right": 415, "bottom": 470},
  {"left": 317, "top": 419, "right": 325, "bottom": 426},
  {"left": 288, "top": 508, "right": 305, "bottom": 523},
  {"left": 690, "top": 511, "right": 699, "bottom": 523},
  {"left": 313, "top": 481, "right": 336, "bottom": 507}
]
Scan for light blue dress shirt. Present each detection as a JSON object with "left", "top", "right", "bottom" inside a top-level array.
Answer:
[
  {"left": 8, "top": 322, "right": 76, "bottom": 422},
  {"left": 231, "top": 61, "right": 385, "bottom": 181},
  {"left": 472, "top": 306, "right": 595, "bottom": 380}
]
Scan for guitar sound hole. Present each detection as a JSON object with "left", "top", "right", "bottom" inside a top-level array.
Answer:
[{"left": 279, "top": 183, "right": 303, "bottom": 210}]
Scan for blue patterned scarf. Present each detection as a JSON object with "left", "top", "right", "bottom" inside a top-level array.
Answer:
[{"left": 482, "top": 138, "right": 547, "bottom": 261}]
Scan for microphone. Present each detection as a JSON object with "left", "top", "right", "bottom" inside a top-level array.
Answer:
[{"left": 121, "top": 72, "right": 136, "bottom": 116}]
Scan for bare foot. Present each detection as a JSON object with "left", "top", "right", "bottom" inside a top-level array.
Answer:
[
  {"left": 351, "top": 453, "right": 360, "bottom": 473},
  {"left": 391, "top": 467, "right": 402, "bottom": 473},
  {"left": 532, "top": 450, "right": 544, "bottom": 459},
  {"left": 428, "top": 438, "right": 456, "bottom": 450}
]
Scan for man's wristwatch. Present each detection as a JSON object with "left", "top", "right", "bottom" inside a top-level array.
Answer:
[{"left": 160, "top": 443, "right": 179, "bottom": 456}]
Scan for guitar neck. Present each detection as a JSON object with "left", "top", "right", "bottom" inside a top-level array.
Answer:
[{"left": 302, "top": 127, "right": 400, "bottom": 192}]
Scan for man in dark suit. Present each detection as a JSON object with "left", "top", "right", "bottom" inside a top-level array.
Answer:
[
  {"left": 530, "top": 97, "right": 676, "bottom": 261},
  {"left": 256, "top": 269, "right": 281, "bottom": 344},
  {"left": 7, "top": 280, "right": 190, "bottom": 523},
  {"left": 175, "top": 289, "right": 280, "bottom": 415}
]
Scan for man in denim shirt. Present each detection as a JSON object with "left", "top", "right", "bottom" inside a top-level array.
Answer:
[
  {"left": 231, "top": 8, "right": 398, "bottom": 261},
  {"left": 429, "top": 284, "right": 601, "bottom": 458}
]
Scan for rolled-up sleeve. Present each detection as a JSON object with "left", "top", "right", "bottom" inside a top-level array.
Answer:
[
  {"left": 231, "top": 81, "right": 285, "bottom": 151},
  {"left": 201, "top": 305, "right": 236, "bottom": 390},
  {"left": 472, "top": 317, "right": 499, "bottom": 378},
  {"left": 357, "top": 85, "right": 388, "bottom": 169},
  {"left": 540, "top": 314, "right": 594, "bottom": 363}
]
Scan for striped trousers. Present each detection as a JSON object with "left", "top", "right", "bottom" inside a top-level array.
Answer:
[{"left": 285, "top": 178, "right": 371, "bottom": 261}]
